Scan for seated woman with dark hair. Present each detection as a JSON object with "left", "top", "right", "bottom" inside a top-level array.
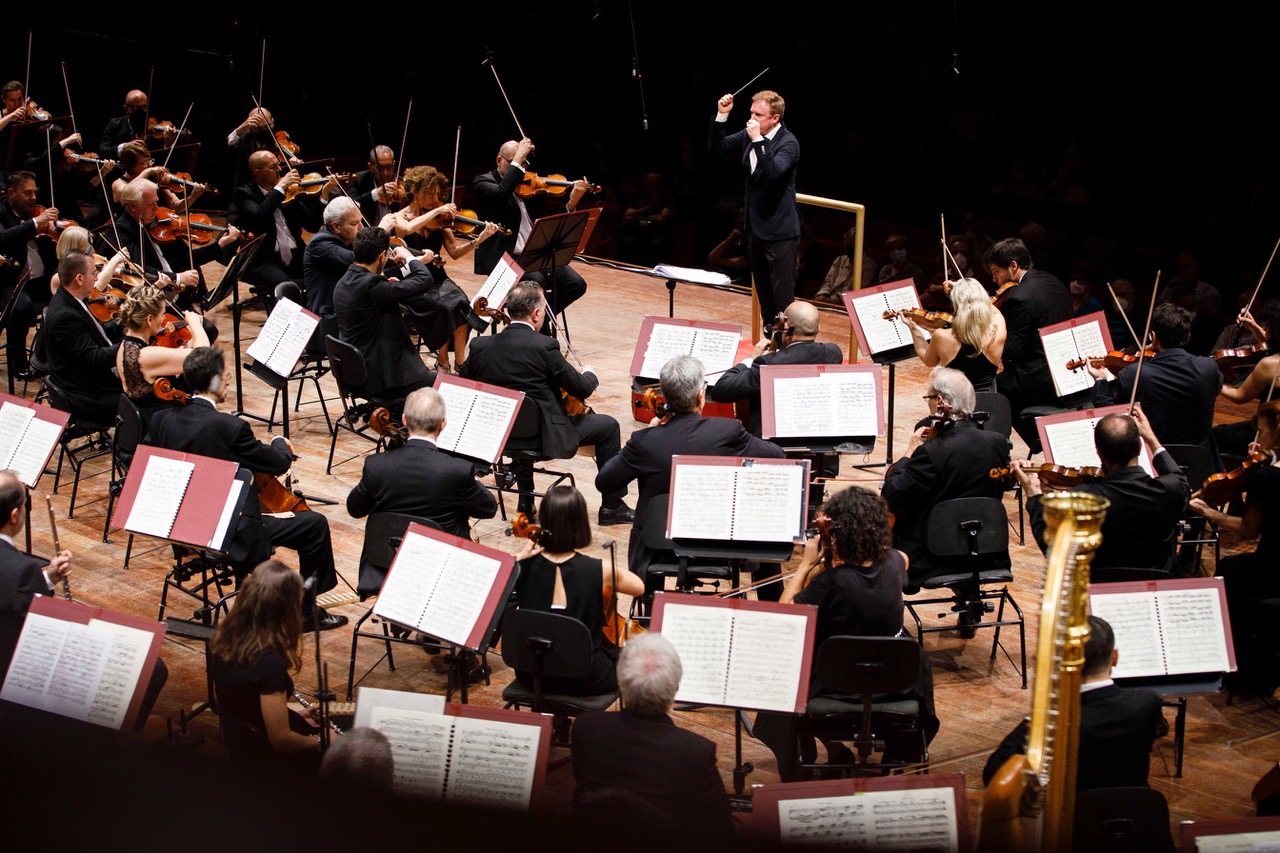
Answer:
[
  {"left": 210, "top": 559, "right": 338, "bottom": 767},
  {"left": 511, "top": 485, "right": 645, "bottom": 695}
]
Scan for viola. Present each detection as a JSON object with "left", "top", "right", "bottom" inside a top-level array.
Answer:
[
  {"left": 1065, "top": 347, "right": 1157, "bottom": 374},
  {"left": 509, "top": 512, "right": 548, "bottom": 545},
  {"left": 152, "top": 313, "right": 193, "bottom": 348},
  {"left": 424, "top": 207, "right": 511, "bottom": 236},
  {"left": 31, "top": 206, "right": 77, "bottom": 240},
  {"left": 883, "top": 306, "right": 954, "bottom": 331},
  {"left": 991, "top": 280, "right": 1018, "bottom": 309},
  {"left": 149, "top": 207, "right": 228, "bottom": 246},
  {"left": 1214, "top": 342, "right": 1271, "bottom": 371},
  {"left": 63, "top": 150, "right": 117, "bottom": 173},
  {"left": 146, "top": 117, "right": 191, "bottom": 139},
  {"left": 1193, "top": 450, "right": 1272, "bottom": 506},
  {"left": 282, "top": 172, "right": 354, "bottom": 205},
  {"left": 639, "top": 387, "right": 674, "bottom": 423},
  {"left": 989, "top": 463, "right": 1105, "bottom": 490},
  {"left": 472, "top": 296, "right": 510, "bottom": 326},
  {"left": 86, "top": 287, "right": 128, "bottom": 323},
  {"left": 514, "top": 172, "right": 601, "bottom": 198},
  {"left": 369, "top": 407, "right": 408, "bottom": 448},
  {"left": 152, "top": 376, "right": 190, "bottom": 403},
  {"left": 162, "top": 171, "right": 218, "bottom": 198},
  {"left": 274, "top": 129, "right": 301, "bottom": 159}
]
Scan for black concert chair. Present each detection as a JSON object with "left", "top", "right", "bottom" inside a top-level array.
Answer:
[
  {"left": 1073, "top": 787, "right": 1175, "bottom": 853},
  {"left": 636, "top": 493, "right": 736, "bottom": 618},
  {"left": 499, "top": 609, "right": 619, "bottom": 744},
  {"left": 42, "top": 374, "right": 114, "bottom": 519},
  {"left": 264, "top": 281, "right": 332, "bottom": 434},
  {"left": 974, "top": 391, "right": 1024, "bottom": 544},
  {"left": 324, "top": 335, "right": 391, "bottom": 474},
  {"left": 103, "top": 395, "right": 145, "bottom": 545},
  {"left": 489, "top": 397, "right": 575, "bottom": 520},
  {"left": 906, "top": 496, "right": 1027, "bottom": 688},
  {"left": 1164, "top": 443, "right": 1220, "bottom": 573},
  {"left": 795, "top": 636, "right": 928, "bottom": 778}
]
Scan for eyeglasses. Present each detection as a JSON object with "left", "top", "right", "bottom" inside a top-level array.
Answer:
[{"left": 922, "top": 393, "right": 942, "bottom": 401}]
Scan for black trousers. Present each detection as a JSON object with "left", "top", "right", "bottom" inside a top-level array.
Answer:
[
  {"left": 516, "top": 412, "right": 625, "bottom": 509},
  {"left": 262, "top": 510, "right": 338, "bottom": 595},
  {"left": 747, "top": 234, "right": 798, "bottom": 324}
]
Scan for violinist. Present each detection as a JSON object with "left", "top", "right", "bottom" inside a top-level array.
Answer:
[
  {"left": 1, "top": 171, "right": 59, "bottom": 381},
  {"left": 24, "top": 124, "right": 114, "bottom": 226},
  {"left": 756, "top": 486, "right": 936, "bottom": 780},
  {"left": 1014, "top": 408, "right": 1188, "bottom": 575},
  {"left": 510, "top": 485, "right": 645, "bottom": 695},
  {"left": 472, "top": 138, "right": 590, "bottom": 325},
  {"left": 115, "top": 284, "right": 209, "bottom": 424},
  {"left": 0, "top": 82, "right": 36, "bottom": 163},
  {"left": 901, "top": 276, "right": 1006, "bottom": 393},
  {"left": 98, "top": 89, "right": 174, "bottom": 160},
  {"left": 985, "top": 237, "right": 1072, "bottom": 447},
  {"left": 351, "top": 145, "right": 401, "bottom": 226},
  {"left": 37, "top": 250, "right": 121, "bottom": 424},
  {"left": 1214, "top": 299, "right": 1280, "bottom": 463},
  {"left": 391, "top": 165, "right": 496, "bottom": 373},
  {"left": 226, "top": 107, "right": 299, "bottom": 166},
  {"left": 882, "top": 367, "right": 1010, "bottom": 602},
  {"left": 229, "top": 151, "right": 331, "bottom": 306},
  {"left": 47, "top": 225, "right": 128, "bottom": 296},
  {"left": 302, "top": 196, "right": 361, "bottom": 353},
  {"left": 145, "top": 347, "right": 346, "bottom": 630},
  {"left": 111, "top": 142, "right": 203, "bottom": 210}
]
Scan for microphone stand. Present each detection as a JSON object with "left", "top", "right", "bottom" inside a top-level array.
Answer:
[{"left": 306, "top": 578, "right": 334, "bottom": 751}]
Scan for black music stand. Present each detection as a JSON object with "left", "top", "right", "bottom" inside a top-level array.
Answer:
[
  {"left": 2, "top": 268, "right": 31, "bottom": 396},
  {"left": 861, "top": 343, "right": 916, "bottom": 471},
  {"left": 204, "top": 234, "right": 266, "bottom": 421},
  {"left": 516, "top": 209, "right": 599, "bottom": 343}
]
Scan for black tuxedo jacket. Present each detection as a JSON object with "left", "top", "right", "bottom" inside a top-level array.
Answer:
[
  {"left": 347, "top": 438, "right": 497, "bottom": 589},
  {"left": 0, "top": 538, "right": 48, "bottom": 675},
  {"left": 708, "top": 118, "right": 800, "bottom": 242},
  {"left": 97, "top": 114, "right": 140, "bottom": 160},
  {"left": 471, "top": 167, "right": 525, "bottom": 276},
  {"left": 301, "top": 228, "right": 351, "bottom": 347},
  {"left": 595, "top": 411, "right": 785, "bottom": 575},
  {"left": 708, "top": 339, "right": 843, "bottom": 436},
  {"left": 1093, "top": 348, "right": 1224, "bottom": 453},
  {"left": 146, "top": 398, "right": 290, "bottom": 567},
  {"left": 881, "top": 419, "right": 1012, "bottom": 588},
  {"left": 461, "top": 323, "right": 598, "bottom": 459},
  {"left": 333, "top": 260, "right": 436, "bottom": 397},
  {"left": 228, "top": 182, "right": 322, "bottom": 274},
  {"left": 40, "top": 287, "right": 120, "bottom": 421},
  {"left": 571, "top": 709, "right": 734, "bottom": 841},
  {"left": 995, "top": 268, "right": 1073, "bottom": 402},
  {"left": 0, "top": 199, "right": 36, "bottom": 295},
  {"left": 1029, "top": 451, "right": 1188, "bottom": 573}
]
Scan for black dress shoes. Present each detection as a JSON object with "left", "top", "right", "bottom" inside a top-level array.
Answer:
[
  {"left": 306, "top": 611, "right": 350, "bottom": 631},
  {"left": 598, "top": 502, "right": 635, "bottom": 526}
]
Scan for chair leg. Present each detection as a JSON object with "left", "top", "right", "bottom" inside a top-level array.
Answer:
[{"left": 326, "top": 423, "right": 340, "bottom": 474}]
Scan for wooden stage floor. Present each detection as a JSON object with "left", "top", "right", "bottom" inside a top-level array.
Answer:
[{"left": 9, "top": 255, "right": 1273, "bottom": 840}]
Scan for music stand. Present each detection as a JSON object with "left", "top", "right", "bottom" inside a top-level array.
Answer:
[
  {"left": 864, "top": 344, "right": 916, "bottom": 470},
  {"left": 516, "top": 209, "right": 599, "bottom": 342},
  {"left": 204, "top": 234, "right": 266, "bottom": 421},
  {"left": 2, "top": 268, "right": 32, "bottom": 396}
]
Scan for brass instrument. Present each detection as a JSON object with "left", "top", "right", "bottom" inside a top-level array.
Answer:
[{"left": 978, "top": 492, "right": 1109, "bottom": 853}]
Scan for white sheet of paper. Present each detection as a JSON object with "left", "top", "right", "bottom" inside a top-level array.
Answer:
[
  {"left": 446, "top": 715, "right": 541, "bottom": 811},
  {"left": 247, "top": 298, "right": 315, "bottom": 376},
  {"left": 652, "top": 264, "right": 732, "bottom": 286},
  {"left": 420, "top": 547, "right": 501, "bottom": 648},
  {"left": 732, "top": 464, "right": 806, "bottom": 542},
  {"left": 1041, "top": 413, "right": 1155, "bottom": 476},
  {"left": 473, "top": 256, "right": 522, "bottom": 323},
  {"left": 770, "top": 372, "right": 879, "bottom": 438},
  {"left": 8, "top": 415, "right": 61, "bottom": 487},
  {"left": 639, "top": 323, "right": 697, "bottom": 379},
  {"left": 1, "top": 611, "right": 68, "bottom": 707},
  {"left": 849, "top": 288, "right": 918, "bottom": 355},
  {"left": 373, "top": 532, "right": 452, "bottom": 630},
  {"left": 777, "top": 787, "right": 959, "bottom": 851},
  {"left": 1194, "top": 830, "right": 1280, "bottom": 852},
  {"left": 1156, "top": 588, "right": 1232, "bottom": 676},
  {"left": 0, "top": 402, "right": 36, "bottom": 470},
  {"left": 370, "top": 705, "right": 453, "bottom": 799},
  {"left": 668, "top": 464, "right": 736, "bottom": 540},
  {"left": 209, "top": 479, "right": 246, "bottom": 551},
  {"left": 436, "top": 384, "right": 520, "bottom": 463},
  {"left": 85, "top": 619, "right": 154, "bottom": 730},
  {"left": 1042, "top": 321, "right": 1108, "bottom": 397},
  {"left": 124, "top": 456, "right": 194, "bottom": 539},
  {"left": 722, "top": 609, "right": 807, "bottom": 712},
  {"left": 1089, "top": 592, "right": 1165, "bottom": 678},
  {"left": 659, "top": 602, "right": 734, "bottom": 705}
]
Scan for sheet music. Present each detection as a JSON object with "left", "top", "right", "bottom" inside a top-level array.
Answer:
[
  {"left": 209, "top": 479, "right": 246, "bottom": 551},
  {"left": 733, "top": 464, "right": 806, "bottom": 542},
  {"left": 689, "top": 329, "right": 742, "bottom": 377},
  {"left": 668, "top": 464, "right": 736, "bottom": 540},
  {"left": 723, "top": 609, "right": 807, "bottom": 712},
  {"left": 659, "top": 602, "right": 734, "bottom": 705},
  {"left": 8, "top": 416, "right": 61, "bottom": 487},
  {"left": 373, "top": 532, "right": 452, "bottom": 629},
  {"left": 1042, "top": 321, "right": 1108, "bottom": 397},
  {"left": 847, "top": 288, "right": 918, "bottom": 355},
  {"left": 771, "top": 372, "right": 879, "bottom": 438},
  {"left": 124, "top": 455, "right": 194, "bottom": 539},
  {"left": 247, "top": 298, "right": 318, "bottom": 376},
  {"left": 1, "top": 611, "right": 69, "bottom": 705},
  {"left": 639, "top": 323, "right": 698, "bottom": 379},
  {"left": 1195, "top": 830, "right": 1280, "bottom": 852},
  {"left": 0, "top": 403, "right": 35, "bottom": 469},
  {"left": 446, "top": 715, "right": 541, "bottom": 810},
  {"left": 777, "top": 788, "right": 959, "bottom": 850},
  {"left": 473, "top": 255, "right": 522, "bottom": 323},
  {"left": 370, "top": 705, "right": 452, "bottom": 799},
  {"left": 85, "top": 619, "right": 153, "bottom": 729},
  {"left": 420, "top": 547, "right": 501, "bottom": 647},
  {"left": 0, "top": 614, "right": 123, "bottom": 725},
  {"left": 435, "top": 383, "right": 519, "bottom": 463},
  {"left": 1089, "top": 592, "right": 1165, "bottom": 678},
  {"left": 1042, "top": 413, "right": 1155, "bottom": 476},
  {"left": 1157, "top": 588, "right": 1231, "bottom": 675},
  {"left": 354, "top": 685, "right": 445, "bottom": 726}
]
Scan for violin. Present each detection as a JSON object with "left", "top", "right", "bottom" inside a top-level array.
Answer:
[
  {"left": 991, "top": 280, "right": 1018, "bottom": 309},
  {"left": 369, "top": 407, "right": 408, "bottom": 448},
  {"left": 509, "top": 512, "right": 548, "bottom": 545},
  {"left": 811, "top": 513, "right": 838, "bottom": 576},
  {"left": 1065, "top": 347, "right": 1157, "bottom": 374},
  {"left": 86, "top": 287, "right": 128, "bottom": 323},
  {"left": 31, "top": 206, "right": 77, "bottom": 240},
  {"left": 883, "top": 307, "right": 954, "bottom": 331},
  {"left": 989, "top": 463, "right": 1105, "bottom": 490},
  {"left": 1193, "top": 450, "right": 1272, "bottom": 506},
  {"left": 424, "top": 208, "right": 511, "bottom": 237},
  {"left": 63, "top": 150, "right": 117, "bottom": 173},
  {"left": 274, "top": 129, "right": 301, "bottom": 159},
  {"left": 472, "top": 296, "right": 510, "bottom": 326},
  {"left": 147, "top": 118, "right": 191, "bottom": 139},
  {"left": 1214, "top": 342, "right": 1272, "bottom": 371},
  {"left": 639, "top": 387, "right": 674, "bottom": 424},
  {"left": 282, "top": 172, "right": 355, "bottom": 205},
  {"left": 152, "top": 376, "right": 190, "bottom": 403},
  {"left": 149, "top": 207, "right": 228, "bottom": 246},
  {"left": 12, "top": 100, "right": 50, "bottom": 123},
  {"left": 387, "top": 236, "right": 445, "bottom": 269},
  {"left": 152, "top": 311, "right": 193, "bottom": 348},
  {"left": 161, "top": 171, "right": 218, "bottom": 198},
  {"left": 514, "top": 172, "right": 601, "bottom": 198},
  {"left": 764, "top": 311, "right": 793, "bottom": 352}
]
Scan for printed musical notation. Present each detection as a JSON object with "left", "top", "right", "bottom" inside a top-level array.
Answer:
[
  {"left": 770, "top": 371, "right": 879, "bottom": 438},
  {"left": 434, "top": 381, "right": 520, "bottom": 463},
  {"left": 1091, "top": 583, "right": 1233, "bottom": 678},
  {"left": 247, "top": 297, "right": 319, "bottom": 377},
  {"left": 1041, "top": 314, "right": 1110, "bottom": 397},
  {"left": 668, "top": 460, "right": 806, "bottom": 543},
  {"left": 124, "top": 455, "right": 194, "bottom": 539},
  {"left": 0, "top": 401, "right": 64, "bottom": 487},
  {"left": 638, "top": 321, "right": 741, "bottom": 381},
  {"left": 777, "top": 789, "right": 959, "bottom": 850}
]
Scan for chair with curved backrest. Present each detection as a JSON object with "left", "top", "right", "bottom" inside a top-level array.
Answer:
[
  {"left": 324, "top": 334, "right": 389, "bottom": 474},
  {"left": 262, "top": 281, "right": 331, "bottom": 434},
  {"left": 499, "top": 608, "right": 619, "bottom": 743},
  {"left": 637, "top": 493, "right": 736, "bottom": 616},
  {"left": 103, "top": 395, "right": 145, "bottom": 545},
  {"left": 1073, "top": 787, "right": 1175, "bottom": 853},
  {"left": 974, "top": 390, "right": 1024, "bottom": 543},
  {"left": 42, "top": 374, "right": 115, "bottom": 519},
  {"left": 796, "top": 635, "right": 927, "bottom": 778},
  {"left": 490, "top": 396, "right": 575, "bottom": 520},
  {"left": 1164, "top": 442, "right": 1220, "bottom": 572},
  {"left": 907, "top": 496, "right": 1027, "bottom": 688}
]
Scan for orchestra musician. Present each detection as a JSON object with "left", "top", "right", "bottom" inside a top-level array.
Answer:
[
  {"left": 350, "top": 145, "right": 400, "bottom": 226},
  {"left": 463, "top": 280, "right": 631, "bottom": 525},
  {"left": 47, "top": 225, "right": 128, "bottom": 295},
  {"left": 111, "top": 142, "right": 203, "bottom": 210},
  {"left": 984, "top": 237, "right": 1072, "bottom": 447},
  {"left": 115, "top": 284, "right": 209, "bottom": 423},
  {"left": 510, "top": 485, "right": 645, "bottom": 695},
  {"left": 333, "top": 226, "right": 438, "bottom": 411},
  {"left": 145, "top": 347, "right": 346, "bottom": 630},
  {"left": 881, "top": 367, "right": 1011, "bottom": 607},
  {"left": 390, "top": 164, "right": 495, "bottom": 373},
  {"left": 24, "top": 124, "right": 114, "bottom": 227},
  {"left": 0, "top": 170, "right": 59, "bottom": 380},
  {"left": 1214, "top": 299, "right": 1279, "bottom": 463},
  {"left": 1014, "top": 409, "right": 1188, "bottom": 575},
  {"left": 902, "top": 277, "right": 1006, "bottom": 393},
  {"left": 595, "top": 354, "right": 783, "bottom": 597},
  {"left": 226, "top": 107, "right": 299, "bottom": 166},
  {"left": 98, "top": 89, "right": 174, "bottom": 160},
  {"left": 0, "top": 82, "right": 35, "bottom": 162},
  {"left": 472, "top": 138, "right": 590, "bottom": 325},
  {"left": 301, "top": 196, "right": 360, "bottom": 354},
  {"left": 37, "top": 250, "right": 122, "bottom": 424}
]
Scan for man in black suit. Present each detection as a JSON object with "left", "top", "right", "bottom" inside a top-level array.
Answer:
[
  {"left": 1088, "top": 303, "right": 1223, "bottom": 455},
  {"left": 1, "top": 171, "right": 59, "bottom": 380},
  {"left": 463, "top": 280, "right": 629, "bottom": 523},
  {"left": 471, "top": 138, "right": 589, "bottom": 320},
  {"left": 146, "top": 347, "right": 346, "bottom": 629},
  {"left": 302, "top": 196, "right": 360, "bottom": 353},
  {"left": 596, "top": 354, "right": 784, "bottom": 591},
  {"left": 1017, "top": 409, "right": 1187, "bottom": 575},
  {"left": 0, "top": 470, "right": 71, "bottom": 675},
  {"left": 350, "top": 145, "right": 400, "bottom": 228},
  {"left": 882, "top": 367, "right": 1011, "bottom": 601},
  {"left": 347, "top": 387, "right": 497, "bottom": 591},
  {"left": 38, "top": 251, "right": 121, "bottom": 424},
  {"left": 97, "top": 89, "right": 174, "bottom": 160},
  {"left": 983, "top": 615, "right": 1164, "bottom": 791},
  {"left": 709, "top": 89, "right": 800, "bottom": 324},
  {"left": 708, "top": 301, "right": 843, "bottom": 437},
  {"left": 333, "top": 227, "right": 437, "bottom": 409},
  {"left": 985, "top": 237, "right": 1073, "bottom": 447},
  {"left": 571, "top": 633, "right": 734, "bottom": 843}
]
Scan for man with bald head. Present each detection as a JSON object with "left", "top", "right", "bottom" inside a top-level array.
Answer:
[
  {"left": 352, "top": 145, "right": 400, "bottom": 226},
  {"left": 98, "top": 89, "right": 174, "bottom": 160},
  {"left": 472, "top": 138, "right": 589, "bottom": 323}
]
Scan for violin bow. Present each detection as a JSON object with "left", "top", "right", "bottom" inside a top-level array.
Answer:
[
  {"left": 44, "top": 125, "right": 56, "bottom": 212},
  {"left": 23, "top": 31, "right": 33, "bottom": 116},
  {"left": 395, "top": 98, "right": 413, "bottom": 188},
  {"left": 258, "top": 39, "right": 267, "bottom": 114},
  {"left": 939, "top": 213, "right": 956, "bottom": 279},
  {"left": 941, "top": 238, "right": 964, "bottom": 283},
  {"left": 1242, "top": 231, "right": 1280, "bottom": 324},
  {"left": 1105, "top": 280, "right": 1141, "bottom": 345},
  {"left": 59, "top": 62, "right": 76, "bottom": 137},
  {"left": 481, "top": 56, "right": 526, "bottom": 139},
  {"left": 161, "top": 102, "right": 194, "bottom": 171},
  {"left": 1127, "top": 270, "right": 1160, "bottom": 415},
  {"left": 250, "top": 93, "right": 294, "bottom": 167},
  {"left": 450, "top": 125, "right": 461, "bottom": 207},
  {"left": 45, "top": 496, "right": 71, "bottom": 602},
  {"left": 606, "top": 540, "right": 622, "bottom": 643},
  {"left": 143, "top": 64, "right": 154, "bottom": 140},
  {"left": 326, "top": 167, "right": 372, "bottom": 228},
  {"left": 730, "top": 66, "right": 770, "bottom": 98}
]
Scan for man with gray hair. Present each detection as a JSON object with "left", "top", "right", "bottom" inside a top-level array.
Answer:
[
  {"left": 571, "top": 633, "right": 734, "bottom": 840},
  {"left": 882, "top": 366, "right": 1010, "bottom": 606},
  {"left": 303, "top": 194, "right": 363, "bottom": 352},
  {"left": 597, "top": 354, "right": 783, "bottom": 597},
  {"left": 347, "top": 387, "right": 496, "bottom": 591}
]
